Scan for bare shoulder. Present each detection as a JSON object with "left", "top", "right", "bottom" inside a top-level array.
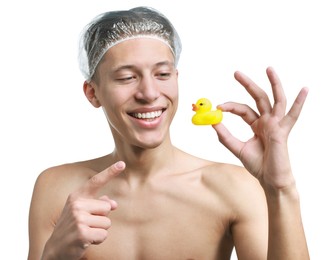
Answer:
[
  {"left": 175, "top": 149, "right": 264, "bottom": 202},
  {"left": 35, "top": 161, "right": 93, "bottom": 195},
  {"left": 31, "top": 155, "right": 112, "bottom": 211},
  {"left": 37, "top": 163, "right": 88, "bottom": 184},
  {"left": 202, "top": 162, "right": 263, "bottom": 195},
  {"left": 198, "top": 160, "right": 267, "bottom": 216}
]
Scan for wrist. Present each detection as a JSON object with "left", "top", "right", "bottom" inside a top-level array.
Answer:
[
  {"left": 260, "top": 169, "right": 297, "bottom": 196},
  {"left": 263, "top": 182, "right": 300, "bottom": 206}
]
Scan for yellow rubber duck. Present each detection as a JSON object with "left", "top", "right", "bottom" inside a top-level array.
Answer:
[{"left": 192, "top": 98, "right": 223, "bottom": 125}]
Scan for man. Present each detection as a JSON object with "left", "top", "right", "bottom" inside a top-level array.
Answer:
[{"left": 28, "top": 6, "right": 309, "bottom": 259}]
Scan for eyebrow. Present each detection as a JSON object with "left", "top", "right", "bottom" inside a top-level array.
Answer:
[{"left": 154, "top": 61, "right": 175, "bottom": 68}]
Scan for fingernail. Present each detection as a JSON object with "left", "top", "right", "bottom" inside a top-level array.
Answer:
[{"left": 115, "top": 161, "right": 125, "bottom": 170}]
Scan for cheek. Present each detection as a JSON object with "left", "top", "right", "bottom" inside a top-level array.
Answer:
[
  {"left": 98, "top": 89, "right": 127, "bottom": 122},
  {"left": 164, "top": 80, "right": 179, "bottom": 104},
  {"left": 162, "top": 81, "right": 179, "bottom": 119},
  {"left": 99, "top": 87, "right": 128, "bottom": 107}
]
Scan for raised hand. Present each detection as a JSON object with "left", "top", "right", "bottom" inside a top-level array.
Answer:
[
  {"left": 213, "top": 67, "right": 308, "bottom": 189},
  {"left": 42, "top": 161, "right": 125, "bottom": 260}
]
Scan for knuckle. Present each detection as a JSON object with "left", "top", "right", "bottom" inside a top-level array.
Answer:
[
  {"left": 66, "top": 196, "right": 88, "bottom": 218},
  {"left": 68, "top": 197, "right": 83, "bottom": 211},
  {"left": 74, "top": 213, "right": 86, "bottom": 225},
  {"left": 89, "top": 174, "right": 103, "bottom": 187},
  {"left": 77, "top": 224, "right": 90, "bottom": 240}
]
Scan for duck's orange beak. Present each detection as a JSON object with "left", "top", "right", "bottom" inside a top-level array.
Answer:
[{"left": 192, "top": 104, "right": 198, "bottom": 111}]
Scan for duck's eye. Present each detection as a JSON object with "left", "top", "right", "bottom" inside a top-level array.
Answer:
[{"left": 199, "top": 103, "right": 203, "bottom": 106}]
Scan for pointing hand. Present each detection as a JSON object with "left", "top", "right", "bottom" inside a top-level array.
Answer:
[{"left": 42, "top": 161, "right": 125, "bottom": 259}]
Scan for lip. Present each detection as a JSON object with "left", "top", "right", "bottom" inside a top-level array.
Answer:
[{"left": 128, "top": 106, "right": 166, "bottom": 114}]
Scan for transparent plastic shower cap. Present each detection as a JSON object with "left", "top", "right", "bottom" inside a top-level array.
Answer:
[{"left": 78, "top": 6, "right": 182, "bottom": 81}]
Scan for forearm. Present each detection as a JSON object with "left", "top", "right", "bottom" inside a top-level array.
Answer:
[{"left": 264, "top": 184, "right": 309, "bottom": 260}]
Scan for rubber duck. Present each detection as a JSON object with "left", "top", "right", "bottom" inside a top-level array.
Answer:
[{"left": 192, "top": 98, "right": 223, "bottom": 125}]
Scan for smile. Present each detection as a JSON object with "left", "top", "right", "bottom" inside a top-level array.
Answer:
[{"left": 130, "top": 110, "right": 163, "bottom": 119}]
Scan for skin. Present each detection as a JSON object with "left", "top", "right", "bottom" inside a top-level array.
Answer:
[{"left": 28, "top": 38, "right": 309, "bottom": 259}]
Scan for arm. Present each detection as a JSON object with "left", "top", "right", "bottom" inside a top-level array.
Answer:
[
  {"left": 28, "top": 170, "right": 59, "bottom": 260},
  {"left": 213, "top": 67, "right": 309, "bottom": 259}
]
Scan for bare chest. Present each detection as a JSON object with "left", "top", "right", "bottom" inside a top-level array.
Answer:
[{"left": 84, "top": 185, "right": 234, "bottom": 259}]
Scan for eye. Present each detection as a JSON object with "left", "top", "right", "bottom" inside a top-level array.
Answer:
[
  {"left": 157, "top": 72, "right": 171, "bottom": 80},
  {"left": 121, "top": 76, "right": 133, "bottom": 81},
  {"left": 117, "top": 75, "right": 136, "bottom": 82},
  {"left": 199, "top": 103, "right": 203, "bottom": 106}
]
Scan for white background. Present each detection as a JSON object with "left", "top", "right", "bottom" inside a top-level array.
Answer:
[{"left": 1, "top": 0, "right": 331, "bottom": 259}]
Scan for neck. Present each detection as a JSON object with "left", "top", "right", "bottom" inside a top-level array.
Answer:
[{"left": 110, "top": 135, "right": 178, "bottom": 186}]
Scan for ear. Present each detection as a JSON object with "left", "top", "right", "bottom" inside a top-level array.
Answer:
[{"left": 83, "top": 81, "right": 101, "bottom": 108}]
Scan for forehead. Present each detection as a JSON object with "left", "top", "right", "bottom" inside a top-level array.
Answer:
[{"left": 101, "top": 38, "right": 175, "bottom": 68}]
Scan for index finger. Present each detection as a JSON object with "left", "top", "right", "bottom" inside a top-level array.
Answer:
[{"left": 79, "top": 161, "right": 125, "bottom": 197}]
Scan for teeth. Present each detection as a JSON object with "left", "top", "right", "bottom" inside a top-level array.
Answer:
[{"left": 132, "top": 110, "right": 162, "bottom": 119}]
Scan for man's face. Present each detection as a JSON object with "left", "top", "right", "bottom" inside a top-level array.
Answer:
[{"left": 92, "top": 38, "right": 179, "bottom": 149}]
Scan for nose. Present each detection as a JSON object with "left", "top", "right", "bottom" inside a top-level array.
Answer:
[{"left": 135, "top": 76, "right": 160, "bottom": 103}]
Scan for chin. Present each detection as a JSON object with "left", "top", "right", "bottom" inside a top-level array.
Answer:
[
  {"left": 136, "top": 139, "right": 163, "bottom": 150},
  {"left": 133, "top": 133, "right": 166, "bottom": 150}
]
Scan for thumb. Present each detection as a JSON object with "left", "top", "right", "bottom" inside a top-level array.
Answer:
[
  {"left": 212, "top": 123, "right": 243, "bottom": 158},
  {"left": 99, "top": 195, "right": 118, "bottom": 211}
]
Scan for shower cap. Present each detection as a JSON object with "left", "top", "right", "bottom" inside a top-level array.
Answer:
[{"left": 78, "top": 6, "right": 182, "bottom": 81}]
